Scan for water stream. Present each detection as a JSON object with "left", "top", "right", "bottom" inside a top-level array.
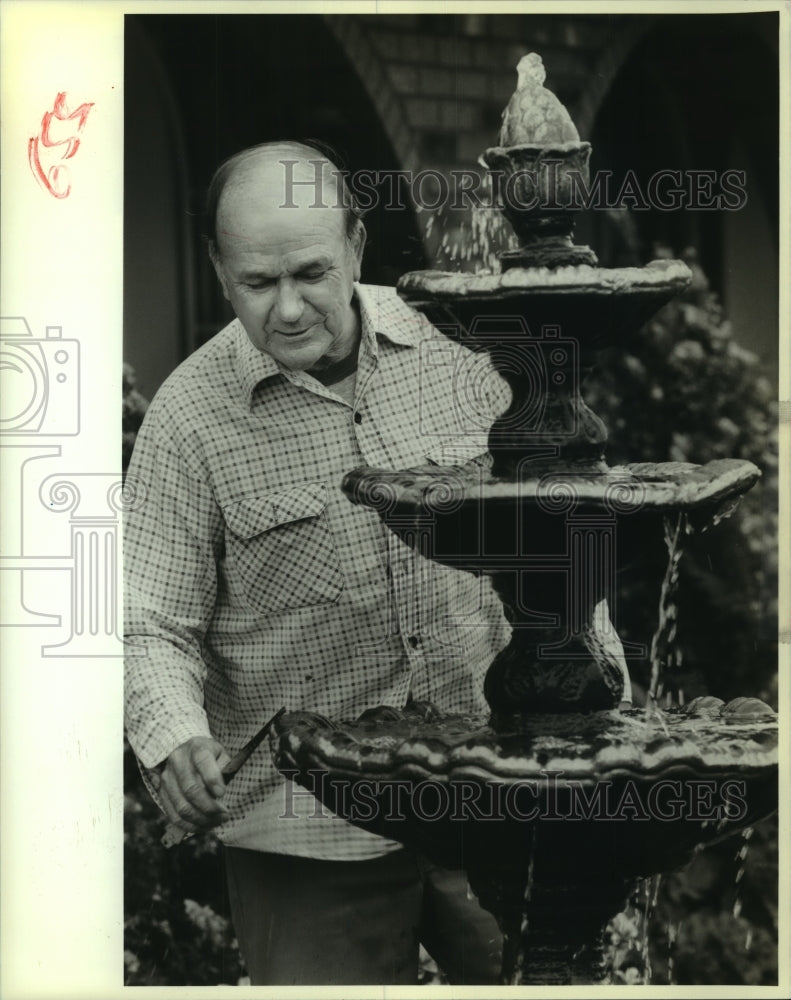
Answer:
[{"left": 647, "top": 511, "right": 691, "bottom": 706}]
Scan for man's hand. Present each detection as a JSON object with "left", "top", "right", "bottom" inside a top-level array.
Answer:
[{"left": 157, "top": 736, "right": 232, "bottom": 833}]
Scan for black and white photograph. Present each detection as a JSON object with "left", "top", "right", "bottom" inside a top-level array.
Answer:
[
  {"left": 120, "top": 8, "right": 782, "bottom": 989},
  {"left": 0, "top": 3, "right": 786, "bottom": 997}
]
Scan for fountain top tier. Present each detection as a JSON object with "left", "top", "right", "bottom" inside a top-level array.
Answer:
[
  {"left": 479, "top": 51, "right": 600, "bottom": 269},
  {"left": 379, "top": 52, "right": 754, "bottom": 490},
  {"left": 390, "top": 51, "right": 700, "bottom": 414}
]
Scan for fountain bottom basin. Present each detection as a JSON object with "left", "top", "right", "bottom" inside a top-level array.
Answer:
[
  {"left": 272, "top": 699, "right": 776, "bottom": 872},
  {"left": 271, "top": 699, "right": 776, "bottom": 983}
]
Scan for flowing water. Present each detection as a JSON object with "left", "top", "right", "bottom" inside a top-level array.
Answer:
[
  {"left": 733, "top": 825, "right": 753, "bottom": 924},
  {"left": 423, "top": 179, "right": 516, "bottom": 275},
  {"left": 647, "top": 511, "right": 691, "bottom": 708}
]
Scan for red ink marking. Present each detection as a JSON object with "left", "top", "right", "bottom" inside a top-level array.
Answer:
[{"left": 28, "top": 92, "right": 95, "bottom": 199}]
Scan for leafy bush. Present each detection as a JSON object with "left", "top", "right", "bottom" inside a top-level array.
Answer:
[
  {"left": 123, "top": 742, "right": 246, "bottom": 986},
  {"left": 122, "top": 363, "right": 149, "bottom": 473},
  {"left": 647, "top": 817, "right": 778, "bottom": 985},
  {"left": 585, "top": 246, "right": 778, "bottom": 709},
  {"left": 602, "top": 817, "right": 778, "bottom": 985}
]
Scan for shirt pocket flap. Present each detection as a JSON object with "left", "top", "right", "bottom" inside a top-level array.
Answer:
[
  {"left": 223, "top": 483, "right": 328, "bottom": 539},
  {"left": 424, "top": 438, "right": 490, "bottom": 467}
]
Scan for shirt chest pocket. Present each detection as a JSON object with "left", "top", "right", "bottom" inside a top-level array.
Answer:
[{"left": 222, "top": 483, "right": 344, "bottom": 616}]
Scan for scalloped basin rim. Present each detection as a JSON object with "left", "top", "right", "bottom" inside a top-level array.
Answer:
[
  {"left": 273, "top": 702, "right": 777, "bottom": 788},
  {"left": 481, "top": 141, "right": 591, "bottom": 156},
  {"left": 342, "top": 458, "right": 761, "bottom": 515},
  {"left": 397, "top": 259, "right": 693, "bottom": 302}
]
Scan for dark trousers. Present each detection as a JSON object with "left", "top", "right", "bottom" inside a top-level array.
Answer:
[{"left": 224, "top": 846, "right": 502, "bottom": 985}]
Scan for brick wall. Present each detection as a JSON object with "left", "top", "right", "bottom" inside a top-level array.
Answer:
[
  {"left": 327, "top": 13, "right": 637, "bottom": 261},
  {"left": 354, "top": 13, "right": 628, "bottom": 171}
]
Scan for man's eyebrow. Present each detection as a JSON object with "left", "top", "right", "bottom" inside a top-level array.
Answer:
[
  {"left": 235, "top": 254, "right": 332, "bottom": 282},
  {"left": 288, "top": 254, "right": 332, "bottom": 272},
  {"left": 237, "top": 267, "right": 278, "bottom": 281}
]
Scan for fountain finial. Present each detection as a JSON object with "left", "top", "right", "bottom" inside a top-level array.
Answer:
[
  {"left": 517, "top": 52, "right": 546, "bottom": 86},
  {"left": 500, "top": 52, "right": 580, "bottom": 146}
]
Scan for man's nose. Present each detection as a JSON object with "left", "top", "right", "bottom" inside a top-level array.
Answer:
[{"left": 274, "top": 278, "right": 303, "bottom": 323}]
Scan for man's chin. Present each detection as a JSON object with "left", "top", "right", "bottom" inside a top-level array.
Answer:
[{"left": 271, "top": 336, "right": 329, "bottom": 371}]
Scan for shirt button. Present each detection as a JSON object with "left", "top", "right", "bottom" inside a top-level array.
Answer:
[
  {"left": 353, "top": 411, "right": 363, "bottom": 424},
  {"left": 407, "top": 635, "right": 420, "bottom": 649}
]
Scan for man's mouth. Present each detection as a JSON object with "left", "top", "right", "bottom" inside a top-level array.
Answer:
[{"left": 275, "top": 328, "right": 310, "bottom": 338}]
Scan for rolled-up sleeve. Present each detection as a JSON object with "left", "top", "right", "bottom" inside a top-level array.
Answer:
[{"left": 124, "top": 404, "right": 222, "bottom": 769}]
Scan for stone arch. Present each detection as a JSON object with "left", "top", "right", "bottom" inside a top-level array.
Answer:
[
  {"left": 574, "top": 17, "right": 659, "bottom": 140},
  {"left": 323, "top": 16, "right": 421, "bottom": 176},
  {"left": 578, "top": 13, "right": 778, "bottom": 381}
]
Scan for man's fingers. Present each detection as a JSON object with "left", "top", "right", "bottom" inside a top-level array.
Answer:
[
  {"left": 164, "top": 740, "right": 229, "bottom": 823},
  {"left": 161, "top": 769, "right": 227, "bottom": 829},
  {"left": 158, "top": 780, "right": 202, "bottom": 833},
  {"left": 192, "top": 743, "right": 230, "bottom": 799},
  {"left": 161, "top": 767, "right": 208, "bottom": 823}
]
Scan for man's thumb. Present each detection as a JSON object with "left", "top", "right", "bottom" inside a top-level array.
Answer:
[{"left": 212, "top": 740, "right": 233, "bottom": 774}]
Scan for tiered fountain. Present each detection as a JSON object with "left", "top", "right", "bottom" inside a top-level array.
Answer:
[{"left": 270, "top": 55, "right": 777, "bottom": 984}]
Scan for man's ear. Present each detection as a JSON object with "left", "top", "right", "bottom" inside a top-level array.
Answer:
[
  {"left": 350, "top": 221, "right": 366, "bottom": 282},
  {"left": 209, "top": 243, "right": 231, "bottom": 301}
]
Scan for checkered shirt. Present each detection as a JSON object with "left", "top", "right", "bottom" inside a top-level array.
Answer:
[{"left": 124, "top": 283, "right": 512, "bottom": 859}]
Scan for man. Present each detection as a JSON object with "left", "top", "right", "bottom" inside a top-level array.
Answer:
[{"left": 124, "top": 141, "right": 511, "bottom": 984}]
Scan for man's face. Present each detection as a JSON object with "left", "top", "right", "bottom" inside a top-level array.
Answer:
[{"left": 212, "top": 159, "right": 364, "bottom": 371}]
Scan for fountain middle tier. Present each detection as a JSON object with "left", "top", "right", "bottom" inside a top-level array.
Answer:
[
  {"left": 343, "top": 457, "right": 759, "bottom": 715},
  {"left": 398, "top": 258, "right": 695, "bottom": 476},
  {"left": 342, "top": 457, "right": 760, "bottom": 572}
]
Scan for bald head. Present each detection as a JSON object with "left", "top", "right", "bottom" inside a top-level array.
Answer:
[
  {"left": 206, "top": 142, "right": 364, "bottom": 261},
  {"left": 206, "top": 141, "right": 367, "bottom": 374}
]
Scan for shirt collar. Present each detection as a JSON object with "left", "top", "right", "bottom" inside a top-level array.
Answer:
[
  {"left": 355, "top": 283, "right": 421, "bottom": 349},
  {"left": 235, "top": 320, "right": 282, "bottom": 405},
  {"left": 236, "top": 283, "right": 420, "bottom": 406}
]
